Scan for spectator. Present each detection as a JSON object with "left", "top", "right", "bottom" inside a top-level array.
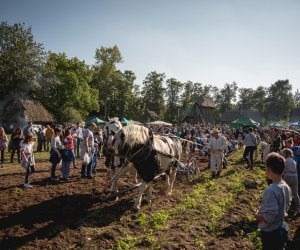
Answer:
[
  {"left": 45, "top": 125, "right": 54, "bottom": 151},
  {"left": 243, "top": 127, "right": 257, "bottom": 169},
  {"left": 64, "top": 129, "right": 77, "bottom": 168},
  {"left": 49, "top": 127, "right": 62, "bottom": 181},
  {"left": 60, "top": 140, "right": 75, "bottom": 180},
  {"left": 75, "top": 122, "right": 83, "bottom": 158},
  {"left": 23, "top": 121, "right": 34, "bottom": 137},
  {"left": 270, "top": 128, "right": 282, "bottom": 153},
  {"left": 20, "top": 134, "right": 36, "bottom": 188},
  {"left": 36, "top": 127, "right": 44, "bottom": 152},
  {"left": 282, "top": 148, "right": 300, "bottom": 216},
  {"left": 80, "top": 122, "right": 96, "bottom": 179},
  {"left": 254, "top": 153, "right": 291, "bottom": 250},
  {"left": 0, "top": 127, "right": 8, "bottom": 165},
  {"left": 10, "top": 127, "right": 23, "bottom": 163}
]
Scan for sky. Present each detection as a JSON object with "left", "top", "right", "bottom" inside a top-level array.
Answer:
[{"left": 1, "top": 0, "right": 300, "bottom": 91}]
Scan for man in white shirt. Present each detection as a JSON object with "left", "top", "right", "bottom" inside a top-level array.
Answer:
[
  {"left": 80, "top": 122, "right": 96, "bottom": 179},
  {"left": 243, "top": 127, "right": 257, "bottom": 169},
  {"left": 208, "top": 129, "right": 227, "bottom": 179},
  {"left": 75, "top": 122, "right": 83, "bottom": 158}
]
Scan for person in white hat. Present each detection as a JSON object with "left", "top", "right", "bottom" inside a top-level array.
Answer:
[{"left": 208, "top": 128, "right": 227, "bottom": 179}]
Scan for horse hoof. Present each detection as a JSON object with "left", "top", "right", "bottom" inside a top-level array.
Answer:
[
  {"left": 115, "top": 196, "right": 119, "bottom": 202},
  {"left": 146, "top": 199, "right": 152, "bottom": 205},
  {"left": 132, "top": 206, "right": 140, "bottom": 212}
]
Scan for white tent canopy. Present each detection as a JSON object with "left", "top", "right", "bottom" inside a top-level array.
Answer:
[
  {"left": 289, "top": 120, "right": 300, "bottom": 126},
  {"left": 146, "top": 120, "right": 172, "bottom": 126}
]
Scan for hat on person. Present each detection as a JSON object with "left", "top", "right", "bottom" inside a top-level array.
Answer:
[{"left": 211, "top": 128, "right": 220, "bottom": 135}]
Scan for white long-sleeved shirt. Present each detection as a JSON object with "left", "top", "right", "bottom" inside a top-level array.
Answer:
[{"left": 208, "top": 136, "right": 227, "bottom": 153}]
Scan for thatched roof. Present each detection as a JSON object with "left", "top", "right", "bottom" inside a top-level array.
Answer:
[
  {"left": 191, "top": 95, "right": 216, "bottom": 108},
  {"left": 8, "top": 99, "right": 55, "bottom": 123},
  {"left": 199, "top": 96, "right": 216, "bottom": 108}
]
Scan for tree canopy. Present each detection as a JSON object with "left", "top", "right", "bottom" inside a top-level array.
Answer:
[
  {"left": 0, "top": 22, "right": 44, "bottom": 99},
  {"left": 38, "top": 52, "right": 98, "bottom": 123},
  {"left": 1, "top": 22, "right": 299, "bottom": 124}
]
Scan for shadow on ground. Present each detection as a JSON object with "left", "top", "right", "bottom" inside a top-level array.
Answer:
[{"left": 0, "top": 193, "right": 131, "bottom": 249}]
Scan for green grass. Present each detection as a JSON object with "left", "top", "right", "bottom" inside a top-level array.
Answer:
[{"left": 107, "top": 150, "right": 266, "bottom": 249}]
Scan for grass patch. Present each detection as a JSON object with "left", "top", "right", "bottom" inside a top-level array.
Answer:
[{"left": 80, "top": 150, "right": 267, "bottom": 249}]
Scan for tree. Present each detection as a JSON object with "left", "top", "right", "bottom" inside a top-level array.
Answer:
[
  {"left": 165, "top": 78, "right": 183, "bottom": 123},
  {"left": 252, "top": 86, "right": 267, "bottom": 114},
  {"left": 104, "top": 70, "right": 137, "bottom": 117},
  {"left": 127, "top": 84, "right": 144, "bottom": 120},
  {"left": 214, "top": 82, "right": 238, "bottom": 114},
  {"left": 0, "top": 22, "right": 45, "bottom": 99},
  {"left": 294, "top": 89, "right": 300, "bottom": 108},
  {"left": 238, "top": 88, "right": 254, "bottom": 109},
  {"left": 39, "top": 52, "right": 98, "bottom": 122},
  {"left": 142, "top": 71, "right": 166, "bottom": 118},
  {"left": 92, "top": 45, "right": 123, "bottom": 117},
  {"left": 265, "top": 80, "right": 294, "bottom": 120},
  {"left": 180, "top": 81, "right": 194, "bottom": 112}
]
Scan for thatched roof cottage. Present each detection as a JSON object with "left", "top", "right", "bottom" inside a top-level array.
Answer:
[{"left": 3, "top": 98, "right": 55, "bottom": 127}]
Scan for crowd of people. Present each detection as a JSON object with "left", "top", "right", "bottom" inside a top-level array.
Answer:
[
  {"left": 1, "top": 120, "right": 300, "bottom": 249},
  {"left": 0, "top": 121, "right": 104, "bottom": 186}
]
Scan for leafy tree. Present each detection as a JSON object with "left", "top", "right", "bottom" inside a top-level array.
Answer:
[
  {"left": 92, "top": 45, "right": 123, "bottom": 117},
  {"left": 39, "top": 52, "right": 98, "bottom": 123},
  {"left": 238, "top": 88, "right": 254, "bottom": 109},
  {"left": 265, "top": 80, "right": 294, "bottom": 120},
  {"left": 214, "top": 82, "right": 238, "bottom": 114},
  {"left": 165, "top": 78, "right": 183, "bottom": 123},
  {"left": 0, "top": 22, "right": 44, "bottom": 99},
  {"left": 180, "top": 81, "right": 194, "bottom": 112},
  {"left": 141, "top": 71, "right": 166, "bottom": 118},
  {"left": 127, "top": 84, "right": 144, "bottom": 120},
  {"left": 294, "top": 89, "right": 300, "bottom": 108},
  {"left": 103, "top": 70, "right": 137, "bottom": 118},
  {"left": 252, "top": 86, "right": 267, "bottom": 114}
]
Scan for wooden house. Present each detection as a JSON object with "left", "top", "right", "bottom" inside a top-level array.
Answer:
[
  {"left": 180, "top": 95, "right": 216, "bottom": 125},
  {"left": 3, "top": 98, "right": 55, "bottom": 127}
]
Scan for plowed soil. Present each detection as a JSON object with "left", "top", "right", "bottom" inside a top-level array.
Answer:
[{"left": 0, "top": 152, "right": 299, "bottom": 249}]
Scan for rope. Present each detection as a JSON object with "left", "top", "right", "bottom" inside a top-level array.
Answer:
[{"left": 154, "top": 132, "right": 204, "bottom": 147}]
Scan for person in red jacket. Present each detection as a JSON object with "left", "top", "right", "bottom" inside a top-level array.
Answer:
[{"left": 64, "top": 129, "right": 77, "bottom": 169}]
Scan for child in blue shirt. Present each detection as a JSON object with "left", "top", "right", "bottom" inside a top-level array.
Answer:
[
  {"left": 254, "top": 152, "right": 291, "bottom": 250},
  {"left": 61, "top": 140, "right": 75, "bottom": 180}
]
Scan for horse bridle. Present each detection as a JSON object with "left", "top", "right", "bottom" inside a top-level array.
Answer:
[{"left": 112, "top": 129, "right": 154, "bottom": 166}]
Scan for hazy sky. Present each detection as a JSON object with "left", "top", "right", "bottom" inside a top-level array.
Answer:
[{"left": 1, "top": 0, "right": 300, "bottom": 90}]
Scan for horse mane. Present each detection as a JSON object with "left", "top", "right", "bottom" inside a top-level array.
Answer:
[{"left": 116, "top": 125, "right": 150, "bottom": 148}]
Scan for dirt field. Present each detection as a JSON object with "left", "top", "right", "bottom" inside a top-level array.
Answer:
[{"left": 0, "top": 151, "right": 300, "bottom": 249}]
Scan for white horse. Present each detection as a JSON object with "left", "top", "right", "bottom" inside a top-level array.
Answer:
[
  {"left": 111, "top": 125, "right": 183, "bottom": 210},
  {"left": 104, "top": 117, "right": 138, "bottom": 184}
]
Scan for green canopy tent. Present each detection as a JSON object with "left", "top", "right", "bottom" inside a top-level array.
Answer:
[
  {"left": 230, "top": 117, "right": 260, "bottom": 128},
  {"left": 120, "top": 117, "right": 142, "bottom": 126},
  {"left": 120, "top": 117, "right": 130, "bottom": 125},
  {"left": 128, "top": 119, "right": 142, "bottom": 125},
  {"left": 85, "top": 116, "right": 106, "bottom": 125}
]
